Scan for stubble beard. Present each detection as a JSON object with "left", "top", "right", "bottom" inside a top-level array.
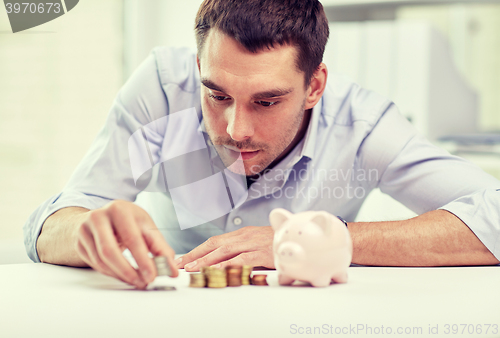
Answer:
[{"left": 204, "top": 99, "right": 306, "bottom": 177}]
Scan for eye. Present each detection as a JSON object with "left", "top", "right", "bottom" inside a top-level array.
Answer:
[
  {"left": 256, "top": 100, "right": 278, "bottom": 107},
  {"left": 209, "top": 94, "right": 231, "bottom": 101}
]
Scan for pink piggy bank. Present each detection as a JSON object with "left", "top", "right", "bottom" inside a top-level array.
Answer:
[{"left": 270, "top": 208, "right": 353, "bottom": 287}]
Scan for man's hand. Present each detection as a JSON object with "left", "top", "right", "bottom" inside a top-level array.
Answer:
[
  {"left": 175, "top": 226, "right": 275, "bottom": 271},
  {"left": 75, "top": 200, "right": 178, "bottom": 289}
]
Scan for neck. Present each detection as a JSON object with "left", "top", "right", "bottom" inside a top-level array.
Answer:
[{"left": 247, "top": 108, "right": 312, "bottom": 181}]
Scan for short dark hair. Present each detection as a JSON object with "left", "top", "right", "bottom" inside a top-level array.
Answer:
[{"left": 195, "top": 0, "right": 329, "bottom": 87}]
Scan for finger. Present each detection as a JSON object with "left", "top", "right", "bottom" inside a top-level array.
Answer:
[
  {"left": 77, "top": 240, "right": 124, "bottom": 282},
  {"left": 76, "top": 239, "right": 93, "bottom": 266},
  {"left": 108, "top": 206, "right": 158, "bottom": 284},
  {"left": 176, "top": 227, "right": 256, "bottom": 269},
  {"left": 87, "top": 212, "right": 146, "bottom": 289},
  {"left": 77, "top": 225, "right": 124, "bottom": 280},
  {"left": 177, "top": 226, "right": 273, "bottom": 270},
  {"left": 210, "top": 251, "right": 259, "bottom": 270},
  {"left": 143, "top": 228, "right": 179, "bottom": 278},
  {"left": 178, "top": 234, "right": 228, "bottom": 271},
  {"left": 184, "top": 238, "right": 257, "bottom": 272}
]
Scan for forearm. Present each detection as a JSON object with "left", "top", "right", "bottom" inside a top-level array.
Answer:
[
  {"left": 37, "top": 207, "right": 90, "bottom": 267},
  {"left": 350, "top": 209, "right": 500, "bottom": 266}
]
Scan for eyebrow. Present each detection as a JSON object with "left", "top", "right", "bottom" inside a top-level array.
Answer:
[{"left": 201, "top": 78, "right": 294, "bottom": 100}]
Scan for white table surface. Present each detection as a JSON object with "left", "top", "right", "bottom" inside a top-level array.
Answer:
[{"left": 1, "top": 263, "right": 499, "bottom": 338}]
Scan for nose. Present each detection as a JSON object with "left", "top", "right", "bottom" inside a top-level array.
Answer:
[
  {"left": 277, "top": 242, "right": 305, "bottom": 263},
  {"left": 226, "top": 103, "right": 254, "bottom": 142}
]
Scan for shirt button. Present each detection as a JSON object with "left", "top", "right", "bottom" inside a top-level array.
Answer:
[{"left": 233, "top": 217, "right": 243, "bottom": 226}]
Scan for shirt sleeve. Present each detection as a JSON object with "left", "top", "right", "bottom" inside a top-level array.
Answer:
[
  {"left": 23, "top": 52, "right": 168, "bottom": 263},
  {"left": 358, "top": 103, "right": 500, "bottom": 260}
]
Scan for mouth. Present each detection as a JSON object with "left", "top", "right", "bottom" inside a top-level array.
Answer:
[{"left": 223, "top": 145, "right": 261, "bottom": 161}]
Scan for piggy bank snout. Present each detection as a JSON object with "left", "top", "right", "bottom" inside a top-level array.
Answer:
[{"left": 276, "top": 242, "right": 305, "bottom": 262}]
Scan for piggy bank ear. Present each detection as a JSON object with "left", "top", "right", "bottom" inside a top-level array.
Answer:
[
  {"left": 310, "top": 211, "right": 333, "bottom": 235},
  {"left": 269, "top": 208, "right": 293, "bottom": 231}
]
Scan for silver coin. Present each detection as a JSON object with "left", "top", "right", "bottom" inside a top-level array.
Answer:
[
  {"left": 156, "top": 269, "right": 171, "bottom": 277},
  {"left": 153, "top": 256, "right": 172, "bottom": 276},
  {"left": 150, "top": 285, "right": 176, "bottom": 291}
]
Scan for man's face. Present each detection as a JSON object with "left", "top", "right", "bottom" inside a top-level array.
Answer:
[{"left": 198, "top": 29, "right": 310, "bottom": 176}]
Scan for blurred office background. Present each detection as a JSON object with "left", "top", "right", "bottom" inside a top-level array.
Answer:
[{"left": 1, "top": 0, "right": 500, "bottom": 264}]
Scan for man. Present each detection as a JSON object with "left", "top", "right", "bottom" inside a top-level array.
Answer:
[{"left": 25, "top": 0, "right": 500, "bottom": 289}]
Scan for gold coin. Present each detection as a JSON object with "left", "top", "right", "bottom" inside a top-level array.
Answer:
[
  {"left": 189, "top": 273, "right": 206, "bottom": 287},
  {"left": 251, "top": 274, "right": 268, "bottom": 286},
  {"left": 208, "top": 283, "right": 227, "bottom": 288}
]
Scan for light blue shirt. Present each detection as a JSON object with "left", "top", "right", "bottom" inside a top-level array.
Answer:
[{"left": 24, "top": 47, "right": 500, "bottom": 262}]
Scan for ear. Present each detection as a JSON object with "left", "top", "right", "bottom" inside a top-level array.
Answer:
[
  {"left": 269, "top": 208, "right": 293, "bottom": 232},
  {"left": 304, "top": 63, "right": 328, "bottom": 110},
  {"left": 310, "top": 211, "right": 333, "bottom": 236},
  {"left": 196, "top": 54, "right": 201, "bottom": 73}
]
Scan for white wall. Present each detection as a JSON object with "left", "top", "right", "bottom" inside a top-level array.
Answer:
[
  {"left": 0, "top": 0, "right": 123, "bottom": 263},
  {"left": 123, "top": 0, "right": 203, "bottom": 79},
  {"left": 397, "top": 4, "right": 500, "bottom": 131}
]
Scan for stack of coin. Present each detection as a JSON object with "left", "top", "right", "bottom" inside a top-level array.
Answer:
[
  {"left": 241, "top": 265, "right": 252, "bottom": 285},
  {"left": 200, "top": 266, "right": 211, "bottom": 286},
  {"left": 225, "top": 266, "right": 242, "bottom": 287},
  {"left": 251, "top": 274, "right": 268, "bottom": 286},
  {"left": 153, "top": 256, "right": 172, "bottom": 277},
  {"left": 189, "top": 273, "right": 206, "bottom": 288},
  {"left": 205, "top": 267, "right": 227, "bottom": 288}
]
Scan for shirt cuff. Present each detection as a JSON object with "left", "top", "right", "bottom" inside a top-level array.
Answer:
[
  {"left": 23, "top": 190, "right": 112, "bottom": 263},
  {"left": 438, "top": 188, "right": 500, "bottom": 262}
]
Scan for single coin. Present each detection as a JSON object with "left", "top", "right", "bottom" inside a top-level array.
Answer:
[{"left": 150, "top": 286, "right": 177, "bottom": 291}]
